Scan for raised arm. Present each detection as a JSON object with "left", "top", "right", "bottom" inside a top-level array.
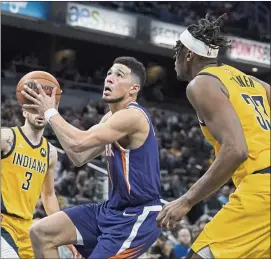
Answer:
[
  {"left": 49, "top": 108, "right": 142, "bottom": 154},
  {"left": 21, "top": 84, "right": 144, "bottom": 164},
  {"left": 63, "top": 112, "right": 112, "bottom": 167}
]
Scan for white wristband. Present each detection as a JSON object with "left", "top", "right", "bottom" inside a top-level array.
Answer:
[{"left": 44, "top": 108, "right": 59, "bottom": 122}]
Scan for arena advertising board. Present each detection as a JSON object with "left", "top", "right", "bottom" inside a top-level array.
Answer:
[
  {"left": 0, "top": 1, "right": 50, "bottom": 19},
  {"left": 66, "top": 3, "right": 137, "bottom": 38},
  {"left": 150, "top": 20, "right": 186, "bottom": 48},
  {"left": 227, "top": 37, "right": 270, "bottom": 67}
]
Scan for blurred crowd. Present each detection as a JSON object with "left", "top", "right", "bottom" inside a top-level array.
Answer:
[
  {"left": 97, "top": 1, "right": 270, "bottom": 42},
  {"left": 2, "top": 89, "right": 234, "bottom": 258},
  {"left": 2, "top": 53, "right": 106, "bottom": 88}
]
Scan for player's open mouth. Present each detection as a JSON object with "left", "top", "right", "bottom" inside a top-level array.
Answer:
[
  {"left": 36, "top": 117, "right": 45, "bottom": 122},
  {"left": 104, "top": 87, "right": 112, "bottom": 96},
  {"left": 104, "top": 86, "right": 112, "bottom": 92}
]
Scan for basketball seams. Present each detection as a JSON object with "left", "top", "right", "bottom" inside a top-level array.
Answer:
[
  {"left": 16, "top": 91, "right": 61, "bottom": 96},
  {"left": 18, "top": 77, "right": 60, "bottom": 87}
]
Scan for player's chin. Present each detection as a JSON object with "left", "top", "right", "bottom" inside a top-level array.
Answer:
[
  {"left": 177, "top": 73, "right": 187, "bottom": 82},
  {"left": 34, "top": 122, "right": 47, "bottom": 129},
  {"left": 102, "top": 96, "right": 116, "bottom": 103}
]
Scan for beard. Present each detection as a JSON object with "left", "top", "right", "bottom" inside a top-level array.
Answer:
[
  {"left": 102, "top": 95, "right": 125, "bottom": 103},
  {"left": 27, "top": 119, "right": 46, "bottom": 130}
]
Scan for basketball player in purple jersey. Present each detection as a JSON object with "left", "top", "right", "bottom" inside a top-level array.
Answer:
[{"left": 22, "top": 57, "right": 162, "bottom": 259}]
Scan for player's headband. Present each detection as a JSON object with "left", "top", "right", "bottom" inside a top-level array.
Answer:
[{"left": 179, "top": 29, "right": 219, "bottom": 58}]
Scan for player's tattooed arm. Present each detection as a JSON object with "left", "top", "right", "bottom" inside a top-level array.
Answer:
[
  {"left": 1, "top": 128, "right": 14, "bottom": 155},
  {"left": 184, "top": 75, "right": 248, "bottom": 206}
]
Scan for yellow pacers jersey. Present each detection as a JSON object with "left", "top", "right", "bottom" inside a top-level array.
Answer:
[
  {"left": 1, "top": 126, "right": 49, "bottom": 220},
  {"left": 198, "top": 65, "right": 270, "bottom": 186}
]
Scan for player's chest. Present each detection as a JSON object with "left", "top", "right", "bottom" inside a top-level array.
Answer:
[{"left": 11, "top": 149, "right": 48, "bottom": 175}]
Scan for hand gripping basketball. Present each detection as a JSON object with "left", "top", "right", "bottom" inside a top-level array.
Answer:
[{"left": 21, "top": 80, "right": 60, "bottom": 115}]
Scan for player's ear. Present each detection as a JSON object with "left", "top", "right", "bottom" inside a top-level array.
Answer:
[
  {"left": 22, "top": 108, "right": 27, "bottom": 118},
  {"left": 130, "top": 84, "right": 140, "bottom": 96},
  {"left": 186, "top": 50, "right": 195, "bottom": 62}
]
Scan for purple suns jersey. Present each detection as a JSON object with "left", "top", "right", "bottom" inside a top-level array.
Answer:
[{"left": 105, "top": 102, "right": 161, "bottom": 209}]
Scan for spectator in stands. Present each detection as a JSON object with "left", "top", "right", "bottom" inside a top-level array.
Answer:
[
  {"left": 55, "top": 171, "right": 79, "bottom": 198},
  {"left": 205, "top": 191, "right": 222, "bottom": 217},
  {"left": 151, "top": 234, "right": 178, "bottom": 259},
  {"left": 173, "top": 228, "right": 192, "bottom": 258},
  {"left": 160, "top": 148, "right": 175, "bottom": 172},
  {"left": 191, "top": 225, "right": 201, "bottom": 243},
  {"left": 170, "top": 174, "right": 186, "bottom": 198},
  {"left": 218, "top": 185, "right": 230, "bottom": 205},
  {"left": 144, "top": 62, "right": 166, "bottom": 102}
]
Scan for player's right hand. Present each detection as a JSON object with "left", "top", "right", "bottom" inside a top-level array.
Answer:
[
  {"left": 156, "top": 196, "right": 192, "bottom": 229},
  {"left": 66, "top": 244, "right": 82, "bottom": 259}
]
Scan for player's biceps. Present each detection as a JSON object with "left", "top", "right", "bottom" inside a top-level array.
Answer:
[{"left": 98, "top": 127, "right": 125, "bottom": 144}]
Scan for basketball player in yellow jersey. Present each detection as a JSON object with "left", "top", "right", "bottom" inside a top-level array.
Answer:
[
  {"left": 157, "top": 14, "right": 270, "bottom": 259},
  {"left": 1, "top": 110, "right": 79, "bottom": 258}
]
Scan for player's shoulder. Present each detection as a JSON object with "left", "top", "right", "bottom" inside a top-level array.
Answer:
[
  {"left": 189, "top": 73, "right": 227, "bottom": 95},
  {"left": 1, "top": 127, "right": 15, "bottom": 141},
  {"left": 100, "top": 111, "right": 112, "bottom": 123},
  {"left": 125, "top": 104, "right": 149, "bottom": 121},
  {"left": 110, "top": 105, "right": 145, "bottom": 120},
  {"left": 47, "top": 142, "right": 58, "bottom": 164}
]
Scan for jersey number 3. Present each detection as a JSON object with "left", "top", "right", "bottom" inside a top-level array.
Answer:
[
  {"left": 242, "top": 94, "right": 271, "bottom": 130},
  {"left": 22, "top": 171, "right": 33, "bottom": 190}
]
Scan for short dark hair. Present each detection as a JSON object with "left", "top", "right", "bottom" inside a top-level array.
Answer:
[
  {"left": 113, "top": 56, "right": 146, "bottom": 87},
  {"left": 174, "top": 13, "right": 231, "bottom": 59}
]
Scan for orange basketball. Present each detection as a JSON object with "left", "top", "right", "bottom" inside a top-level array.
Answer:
[{"left": 16, "top": 71, "right": 61, "bottom": 114}]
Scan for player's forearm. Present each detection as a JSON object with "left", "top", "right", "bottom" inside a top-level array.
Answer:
[
  {"left": 183, "top": 144, "right": 248, "bottom": 207},
  {"left": 49, "top": 114, "right": 83, "bottom": 151},
  {"left": 49, "top": 114, "right": 102, "bottom": 152},
  {"left": 66, "top": 146, "right": 104, "bottom": 167},
  {"left": 41, "top": 193, "right": 60, "bottom": 215}
]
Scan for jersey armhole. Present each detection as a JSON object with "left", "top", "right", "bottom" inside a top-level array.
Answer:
[
  {"left": 126, "top": 105, "right": 155, "bottom": 136},
  {"left": 198, "top": 72, "right": 230, "bottom": 98},
  {"left": 2, "top": 128, "right": 16, "bottom": 159}
]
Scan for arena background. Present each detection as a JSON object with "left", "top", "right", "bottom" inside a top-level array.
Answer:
[{"left": 1, "top": 1, "right": 270, "bottom": 258}]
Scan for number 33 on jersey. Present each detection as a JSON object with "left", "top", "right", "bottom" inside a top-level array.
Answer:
[
  {"left": 1, "top": 127, "right": 49, "bottom": 220},
  {"left": 198, "top": 65, "right": 270, "bottom": 187}
]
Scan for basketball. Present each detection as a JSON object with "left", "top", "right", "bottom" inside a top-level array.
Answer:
[{"left": 16, "top": 71, "right": 61, "bottom": 114}]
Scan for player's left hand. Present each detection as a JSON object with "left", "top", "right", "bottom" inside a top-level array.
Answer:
[
  {"left": 66, "top": 244, "right": 81, "bottom": 259},
  {"left": 21, "top": 80, "right": 59, "bottom": 115},
  {"left": 156, "top": 197, "right": 192, "bottom": 229}
]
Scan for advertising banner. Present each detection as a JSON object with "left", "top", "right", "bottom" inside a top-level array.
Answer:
[
  {"left": 227, "top": 37, "right": 270, "bottom": 67},
  {"left": 1, "top": 2, "right": 50, "bottom": 19},
  {"left": 150, "top": 20, "right": 186, "bottom": 48},
  {"left": 66, "top": 3, "right": 137, "bottom": 38}
]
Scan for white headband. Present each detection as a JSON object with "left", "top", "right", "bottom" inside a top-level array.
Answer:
[{"left": 179, "top": 29, "right": 219, "bottom": 58}]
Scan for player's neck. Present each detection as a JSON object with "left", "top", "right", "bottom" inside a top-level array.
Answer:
[
  {"left": 21, "top": 123, "right": 44, "bottom": 145},
  {"left": 191, "top": 61, "right": 218, "bottom": 80},
  {"left": 109, "top": 97, "right": 136, "bottom": 114}
]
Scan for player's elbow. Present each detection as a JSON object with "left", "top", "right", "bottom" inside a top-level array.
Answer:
[
  {"left": 70, "top": 139, "right": 87, "bottom": 153},
  {"left": 232, "top": 144, "right": 248, "bottom": 163},
  {"left": 71, "top": 158, "right": 84, "bottom": 167}
]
